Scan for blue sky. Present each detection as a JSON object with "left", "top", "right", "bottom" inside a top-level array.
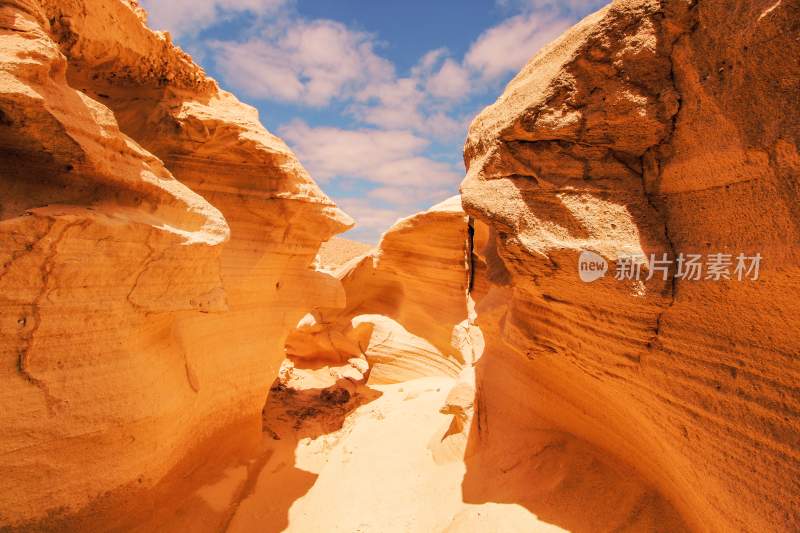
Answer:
[{"left": 139, "top": 0, "right": 606, "bottom": 242}]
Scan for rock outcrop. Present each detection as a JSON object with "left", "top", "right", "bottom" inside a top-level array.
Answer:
[
  {"left": 314, "top": 237, "right": 374, "bottom": 271},
  {"left": 285, "top": 196, "right": 475, "bottom": 384},
  {"left": 461, "top": 0, "right": 800, "bottom": 531},
  {"left": 0, "top": 0, "right": 350, "bottom": 527},
  {"left": 2, "top": 0, "right": 798, "bottom": 530}
]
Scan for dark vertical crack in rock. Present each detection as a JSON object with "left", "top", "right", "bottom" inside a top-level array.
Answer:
[
  {"left": 17, "top": 215, "right": 86, "bottom": 414},
  {"left": 467, "top": 216, "right": 476, "bottom": 295},
  {"left": 643, "top": 1, "right": 700, "bottom": 346}
]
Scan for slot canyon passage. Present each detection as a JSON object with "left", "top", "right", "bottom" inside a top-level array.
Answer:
[{"left": 0, "top": 0, "right": 798, "bottom": 531}]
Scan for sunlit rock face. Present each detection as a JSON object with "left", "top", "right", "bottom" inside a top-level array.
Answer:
[
  {"left": 1, "top": 0, "right": 797, "bottom": 530},
  {"left": 461, "top": 0, "right": 800, "bottom": 531},
  {"left": 285, "top": 196, "right": 475, "bottom": 384},
  {"left": 0, "top": 0, "right": 350, "bottom": 526}
]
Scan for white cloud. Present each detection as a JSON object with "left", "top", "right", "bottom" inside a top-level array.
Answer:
[
  {"left": 352, "top": 78, "right": 426, "bottom": 131},
  {"left": 155, "top": 1, "right": 601, "bottom": 241},
  {"left": 337, "top": 184, "right": 455, "bottom": 242},
  {"left": 412, "top": 48, "right": 449, "bottom": 78},
  {"left": 210, "top": 19, "right": 394, "bottom": 106},
  {"left": 335, "top": 198, "right": 410, "bottom": 243},
  {"left": 346, "top": 51, "right": 473, "bottom": 139},
  {"left": 470, "top": 0, "right": 609, "bottom": 81},
  {"left": 426, "top": 59, "right": 471, "bottom": 100},
  {"left": 279, "top": 120, "right": 463, "bottom": 242},
  {"left": 497, "top": 0, "right": 608, "bottom": 14},
  {"left": 464, "top": 11, "right": 571, "bottom": 81},
  {"left": 280, "top": 120, "right": 462, "bottom": 188},
  {"left": 425, "top": 111, "right": 470, "bottom": 140},
  {"left": 368, "top": 185, "right": 453, "bottom": 206},
  {"left": 140, "top": 0, "right": 287, "bottom": 36}
]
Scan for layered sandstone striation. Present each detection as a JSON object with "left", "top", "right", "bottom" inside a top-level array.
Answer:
[
  {"left": 0, "top": 0, "right": 350, "bottom": 527},
  {"left": 2, "top": 0, "right": 798, "bottom": 530},
  {"left": 285, "top": 196, "right": 476, "bottom": 384},
  {"left": 462, "top": 0, "right": 800, "bottom": 531},
  {"left": 276, "top": 184, "right": 687, "bottom": 530}
]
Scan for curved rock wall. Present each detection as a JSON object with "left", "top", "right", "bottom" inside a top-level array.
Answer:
[
  {"left": 2, "top": 0, "right": 797, "bottom": 529},
  {"left": 0, "top": 0, "right": 350, "bottom": 527},
  {"left": 462, "top": 0, "right": 799, "bottom": 531},
  {"left": 286, "top": 196, "right": 473, "bottom": 384}
]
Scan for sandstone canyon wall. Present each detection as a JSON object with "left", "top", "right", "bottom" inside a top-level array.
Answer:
[
  {"left": 0, "top": 0, "right": 350, "bottom": 527},
  {"left": 0, "top": 0, "right": 798, "bottom": 530},
  {"left": 461, "top": 0, "right": 800, "bottom": 531},
  {"left": 286, "top": 196, "right": 476, "bottom": 384}
]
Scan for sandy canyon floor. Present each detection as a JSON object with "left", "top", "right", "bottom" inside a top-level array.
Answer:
[{"left": 110, "top": 361, "right": 686, "bottom": 533}]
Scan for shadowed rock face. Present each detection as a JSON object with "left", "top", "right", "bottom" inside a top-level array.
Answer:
[
  {"left": 0, "top": 0, "right": 350, "bottom": 526},
  {"left": 462, "top": 0, "right": 800, "bottom": 531}
]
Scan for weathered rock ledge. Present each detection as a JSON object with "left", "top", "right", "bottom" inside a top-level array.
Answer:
[{"left": 0, "top": 0, "right": 350, "bottom": 527}]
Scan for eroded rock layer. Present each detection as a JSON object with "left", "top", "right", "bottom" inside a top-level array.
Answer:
[
  {"left": 461, "top": 0, "right": 800, "bottom": 531},
  {"left": 285, "top": 196, "right": 474, "bottom": 384},
  {"left": 0, "top": 0, "right": 350, "bottom": 527}
]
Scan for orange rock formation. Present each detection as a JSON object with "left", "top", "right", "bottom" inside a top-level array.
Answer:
[
  {"left": 462, "top": 0, "right": 799, "bottom": 531},
  {"left": 285, "top": 196, "right": 474, "bottom": 384},
  {"left": 0, "top": 0, "right": 349, "bottom": 527},
  {"left": 1, "top": 0, "right": 798, "bottom": 531}
]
